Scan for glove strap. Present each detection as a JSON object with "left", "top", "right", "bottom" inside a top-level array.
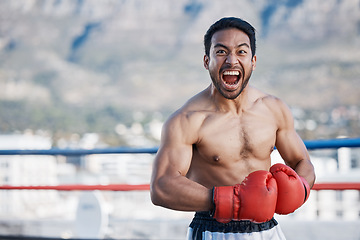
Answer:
[
  {"left": 300, "top": 176, "right": 310, "bottom": 202},
  {"left": 212, "top": 186, "right": 234, "bottom": 223}
]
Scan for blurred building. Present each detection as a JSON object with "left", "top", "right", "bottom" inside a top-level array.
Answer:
[{"left": 0, "top": 134, "right": 64, "bottom": 218}]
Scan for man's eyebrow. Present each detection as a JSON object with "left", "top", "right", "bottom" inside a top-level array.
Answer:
[
  {"left": 214, "top": 43, "right": 250, "bottom": 49},
  {"left": 237, "top": 43, "right": 250, "bottom": 48},
  {"left": 214, "top": 43, "right": 229, "bottom": 50}
]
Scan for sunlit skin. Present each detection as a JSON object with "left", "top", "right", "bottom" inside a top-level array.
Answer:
[{"left": 150, "top": 28, "right": 315, "bottom": 212}]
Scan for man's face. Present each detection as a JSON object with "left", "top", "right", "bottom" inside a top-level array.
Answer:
[{"left": 204, "top": 28, "right": 256, "bottom": 99}]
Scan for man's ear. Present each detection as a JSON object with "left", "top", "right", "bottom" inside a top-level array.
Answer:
[
  {"left": 252, "top": 55, "right": 257, "bottom": 71},
  {"left": 203, "top": 55, "right": 209, "bottom": 70}
]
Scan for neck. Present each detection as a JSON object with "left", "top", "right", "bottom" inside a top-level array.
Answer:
[{"left": 208, "top": 84, "right": 250, "bottom": 114}]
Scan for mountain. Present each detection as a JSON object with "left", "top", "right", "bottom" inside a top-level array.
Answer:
[{"left": 0, "top": 0, "right": 359, "bottom": 142}]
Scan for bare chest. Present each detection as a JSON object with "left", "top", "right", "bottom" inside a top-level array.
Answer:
[{"left": 196, "top": 111, "right": 277, "bottom": 163}]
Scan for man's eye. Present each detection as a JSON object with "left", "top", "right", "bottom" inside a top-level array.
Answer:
[
  {"left": 239, "top": 50, "right": 247, "bottom": 54},
  {"left": 216, "top": 50, "right": 226, "bottom": 54}
]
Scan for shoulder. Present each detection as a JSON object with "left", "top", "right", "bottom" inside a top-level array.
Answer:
[
  {"left": 250, "top": 87, "right": 293, "bottom": 126},
  {"left": 162, "top": 89, "right": 213, "bottom": 144},
  {"left": 168, "top": 90, "right": 211, "bottom": 124}
]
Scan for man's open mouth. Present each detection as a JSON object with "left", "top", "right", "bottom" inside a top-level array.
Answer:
[{"left": 222, "top": 70, "right": 241, "bottom": 88}]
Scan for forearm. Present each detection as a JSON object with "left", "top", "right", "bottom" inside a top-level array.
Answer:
[
  {"left": 150, "top": 175, "right": 213, "bottom": 212},
  {"left": 294, "top": 159, "right": 316, "bottom": 188}
]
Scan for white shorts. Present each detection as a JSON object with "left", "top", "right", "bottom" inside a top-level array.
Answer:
[{"left": 186, "top": 212, "right": 286, "bottom": 240}]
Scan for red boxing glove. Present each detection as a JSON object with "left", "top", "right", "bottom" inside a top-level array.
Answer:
[
  {"left": 270, "top": 163, "right": 310, "bottom": 215},
  {"left": 212, "top": 170, "right": 277, "bottom": 223}
]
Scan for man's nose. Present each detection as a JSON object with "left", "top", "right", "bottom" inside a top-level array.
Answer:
[{"left": 225, "top": 53, "right": 238, "bottom": 66}]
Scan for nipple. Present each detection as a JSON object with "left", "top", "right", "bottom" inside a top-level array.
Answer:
[{"left": 213, "top": 156, "right": 220, "bottom": 162}]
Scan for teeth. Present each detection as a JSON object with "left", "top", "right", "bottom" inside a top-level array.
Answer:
[{"left": 223, "top": 71, "right": 240, "bottom": 76}]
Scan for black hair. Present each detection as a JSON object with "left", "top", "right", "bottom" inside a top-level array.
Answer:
[{"left": 204, "top": 17, "right": 256, "bottom": 57}]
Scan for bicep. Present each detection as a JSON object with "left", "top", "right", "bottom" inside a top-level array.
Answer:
[
  {"left": 274, "top": 101, "right": 309, "bottom": 169},
  {"left": 276, "top": 129, "right": 315, "bottom": 187},
  {"left": 276, "top": 129, "right": 309, "bottom": 169},
  {"left": 151, "top": 114, "right": 195, "bottom": 185},
  {"left": 152, "top": 141, "right": 193, "bottom": 181},
  {"left": 270, "top": 99, "right": 315, "bottom": 187},
  {"left": 150, "top": 115, "right": 214, "bottom": 211}
]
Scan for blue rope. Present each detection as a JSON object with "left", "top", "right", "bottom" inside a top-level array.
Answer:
[{"left": 0, "top": 138, "right": 359, "bottom": 156}]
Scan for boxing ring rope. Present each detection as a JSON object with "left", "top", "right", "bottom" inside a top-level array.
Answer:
[
  {"left": 0, "top": 137, "right": 358, "bottom": 156},
  {"left": 0, "top": 184, "right": 151, "bottom": 191}
]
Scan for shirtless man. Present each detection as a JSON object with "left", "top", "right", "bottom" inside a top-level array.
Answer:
[{"left": 150, "top": 17, "right": 315, "bottom": 240}]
